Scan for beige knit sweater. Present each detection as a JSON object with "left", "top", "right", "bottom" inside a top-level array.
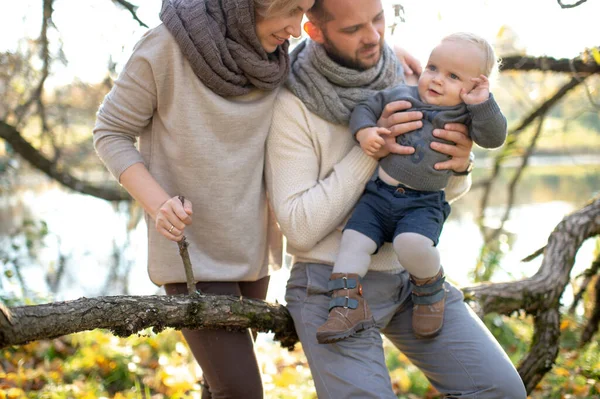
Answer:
[
  {"left": 93, "top": 25, "right": 280, "bottom": 286},
  {"left": 265, "top": 88, "right": 470, "bottom": 273}
]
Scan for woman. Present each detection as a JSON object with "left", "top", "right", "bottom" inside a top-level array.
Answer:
[{"left": 93, "top": 0, "right": 313, "bottom": 397}]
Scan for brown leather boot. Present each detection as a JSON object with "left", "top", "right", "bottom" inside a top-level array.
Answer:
[
  {"left": 316, "top": 273, "right": 375, "bottom": 344},
  {"left": 411, "top": 268, "right": 446, "bottom": 338}
]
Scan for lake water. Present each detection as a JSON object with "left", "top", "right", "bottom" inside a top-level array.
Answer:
[{"left": 0, "top": 157, "right": 599, "bottom": 307}]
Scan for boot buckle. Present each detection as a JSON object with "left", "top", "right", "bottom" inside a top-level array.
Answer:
[{"left": 343, "top": 296, "right": 350, "bottom": 309}]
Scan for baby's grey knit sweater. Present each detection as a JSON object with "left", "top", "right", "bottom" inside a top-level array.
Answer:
[{"left": 350, "top": 85, "right": 507, "bottom": 191}]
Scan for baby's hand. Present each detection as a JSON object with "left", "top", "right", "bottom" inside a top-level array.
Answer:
[
  {"left": 460, "top": 75, "right": 490, "bottom": 105},
  {"left": 357, "top": 127, "right": 391, "bottom": 157}
]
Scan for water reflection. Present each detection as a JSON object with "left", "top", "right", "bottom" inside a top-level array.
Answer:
[{"left": 0, "top": 161, "right": 598, "bottom": 304}]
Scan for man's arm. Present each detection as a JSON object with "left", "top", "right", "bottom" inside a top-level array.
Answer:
[
  {"left": 393, "top": 44, "right": 422, "bottom": 85},
  {"left": 265, "top": 92, "right": 378, "bottom": 251}
]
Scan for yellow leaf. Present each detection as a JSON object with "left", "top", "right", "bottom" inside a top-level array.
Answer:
[
  {"left": 554, "top": 367, "right": 570, "bottom": 377},
  {"left": 497, "top": 25, "right": 506, "bottom": 39},
  {"left": 6, "top": 388, "right": 24, "bottom": 399},
  {"left": 272, "top": 368, "right": 299, "bottom": 388},
  {"left": 591, "top": 47, "right": 600, "bottom": 65},
  {"left": 560, "top": 319, "right": 571, "bottom": 331},
  {"left": 389, "top": 368, "right": 411, "bottom": 392}
]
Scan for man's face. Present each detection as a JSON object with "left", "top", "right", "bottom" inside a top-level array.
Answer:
[{"left": 318, "top": 0, "right": 386, "bottom": 71}]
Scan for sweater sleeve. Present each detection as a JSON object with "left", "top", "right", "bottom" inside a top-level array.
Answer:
[
  {"left": 445, "top": 174, "right": 471, "bottom": 204},
  {"left": 349, "top": 90, "right": 388, "bottom": 136},
  {"left": 467, "top": 93, "right": 507, "bottom": 149},
  {"left": 265, "top": 93, "right": 378, "bottom": 252},
  {"left": 93, "top": 32, "right": 158, "bottom": 181}
]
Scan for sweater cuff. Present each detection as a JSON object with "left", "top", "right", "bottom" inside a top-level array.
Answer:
[
  {"left": 94, "top": 134, "right": 146, "bottom": 182},
  {"left": 467, "top": 93, "right": 501, "bottom": 121},
  {"left": 343, "top": 146, "right": 379, "bottom": 184}
]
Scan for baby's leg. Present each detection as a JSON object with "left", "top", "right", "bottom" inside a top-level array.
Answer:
[
  {"left": 317, "top": 229, "right": 377, "bottom": 344},
  {"left": 393, "top": 232, "right": 446, "bottom": 338},
  {"left": 392, "top": 232, "right": 440, "bottom": 278},
  {"left": 332, "top": 229, "right": 377, "bottom": 277}
]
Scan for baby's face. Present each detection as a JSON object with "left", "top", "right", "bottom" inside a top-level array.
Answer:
[{"left": 418, "top": 40, "right": 484, "bottom": 106}]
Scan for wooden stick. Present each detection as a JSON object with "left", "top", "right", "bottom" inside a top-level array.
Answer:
[{"left": 177, "top": 195, "right": 198, "bottom": 295}]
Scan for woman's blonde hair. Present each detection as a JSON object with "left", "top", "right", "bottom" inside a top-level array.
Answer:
[
  {"left": 442, "top": 32, "right": 500, "bottom": 77},
  {"left": 254, "top": 0, "right": 302, "bottom": 18}
]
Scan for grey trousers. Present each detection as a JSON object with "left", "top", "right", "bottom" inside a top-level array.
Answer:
[{"left": 285, "top": 263, "right": 527, "bottom": 399}]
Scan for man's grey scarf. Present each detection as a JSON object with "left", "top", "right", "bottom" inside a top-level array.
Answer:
[
  {"left": 160, "top": 0, "right": 290, "bottom": 97},
  {"left": 286, "top": 40, "right": 404, "bottom": 124}
]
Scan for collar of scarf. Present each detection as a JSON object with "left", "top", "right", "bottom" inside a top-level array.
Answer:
[
  {"left": 286, "top": 40, "right": 404, "bottom": 124},
  {"left": 160, "top": 0, "right": 290, "bottom": 97}
]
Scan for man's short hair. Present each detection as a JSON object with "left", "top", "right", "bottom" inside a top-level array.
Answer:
[{"left": 307, "top": 0, "right": 334, "bottom": 24}]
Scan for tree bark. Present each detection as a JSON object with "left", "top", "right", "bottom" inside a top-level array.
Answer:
[
  {"left": 463, "top": 197, "right": 600, "bottom": 316},
  {"left": 500, "top": 54, "right": 600, "bottom": 74},
  {"left": 0, "top": 293, "right": 298, "bottom": 351}
]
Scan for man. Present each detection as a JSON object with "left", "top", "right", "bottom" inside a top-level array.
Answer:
[{"left": 265, "top": 0, "right": 527, "bottom": 397}]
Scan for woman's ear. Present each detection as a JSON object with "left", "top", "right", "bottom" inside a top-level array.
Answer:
[{"left": 304, "top": 21, "right": 325, "bottom": 44}]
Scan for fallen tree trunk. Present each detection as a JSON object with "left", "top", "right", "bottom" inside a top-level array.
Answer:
[
  {"left": 1, "top": 197, "right": 599, "bottom": 394},
  {"left": 0, "top": 293, "right": 298, "bottom": 351}
]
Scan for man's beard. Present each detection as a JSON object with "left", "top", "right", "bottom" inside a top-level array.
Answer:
[{"left": 322, "top": 36, "right": 382, "bottom": 71}]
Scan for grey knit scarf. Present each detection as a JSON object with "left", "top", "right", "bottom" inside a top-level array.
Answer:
[
  {"left": 286, "top": 40, "right": 404, "bottom": 124},
  {"left": 160, "top": 0, "right": 290, "bottom": 97}
]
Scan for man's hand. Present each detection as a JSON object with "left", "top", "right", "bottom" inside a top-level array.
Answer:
[
  {"left": 376, "top": 100, "right": 421, "bottom": 157},
  {"left": 393, "top": 45, "right": 423, "bottom": 81},
  {"left": 461, "top": 75, "right": 490, "bottom": 105},
  {"left": 431, "top": 123, "right": 473, "bottom": 172},
  {"left": 357, "top": 127, "right": 391, "bottom": 157}
]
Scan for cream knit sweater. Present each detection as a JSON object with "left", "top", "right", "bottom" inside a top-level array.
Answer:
[
  {"left": 265, "top": 88, "right": 470, "bottom": 272},
  {"left": 94, "top": 25, "right": 280, "bottom": 286}
]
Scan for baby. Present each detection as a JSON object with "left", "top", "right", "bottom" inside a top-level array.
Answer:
[{"left": 317, "top": 32, "right": 507, "bottom": 344}]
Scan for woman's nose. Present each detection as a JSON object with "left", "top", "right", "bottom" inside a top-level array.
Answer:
[{"left": 285, "top": 16, "right": 303, "bottom": 38}]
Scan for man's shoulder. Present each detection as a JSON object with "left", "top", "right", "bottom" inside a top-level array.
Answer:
[
  {"left": 274, "top": 88, "right": 316, "bottom": 119},
  {"left": 276, "top": 87, "right": 308, "bottom": 106}
]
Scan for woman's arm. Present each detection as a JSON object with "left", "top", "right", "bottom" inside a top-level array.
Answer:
[
  {"left": 119, "top": 163, "right": 192, "bottom": 239},
  {"left": 93, "top": 44, "right": 191, "bottom": 241}
]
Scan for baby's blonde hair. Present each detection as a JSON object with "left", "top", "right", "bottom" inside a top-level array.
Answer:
[{"left": 442, "top": 32, "right": 499, "bottom": 78}]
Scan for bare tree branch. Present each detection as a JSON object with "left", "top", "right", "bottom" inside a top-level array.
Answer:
[
  {"left": 580, "top": 271, "right": 600, "bottom": 346},
  {"left": 13, "top": 0, "right": 54, "bottom": 124},
  {"left": 477, "top": 76, "right": 588, "bottom": 235},
  {"left": 569, "top": 253, "right": 600, "bottom": 314},
  {"left": 0, "top": 293, "right": 298, "bottom": 351},
  {"left": 111, "top": 0, "right": 149, "bottom": 28},
  {"left": 484, "top": 112, "right": 548, "bottom": 244},
  {"left": 0, "top": 120, "right": 129, "bottom": 201},
  {"left": 557, "top": 0, "right": 589, "bottom": 9},
  {"left": 465, "top": 197, "right": 600, "bottom": 315},
  {"left": 500, "top": 53, "right": 600, "bottom": 74},
  {"left": 521, "top": 246, "right": 546, "bottom": 262}
]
